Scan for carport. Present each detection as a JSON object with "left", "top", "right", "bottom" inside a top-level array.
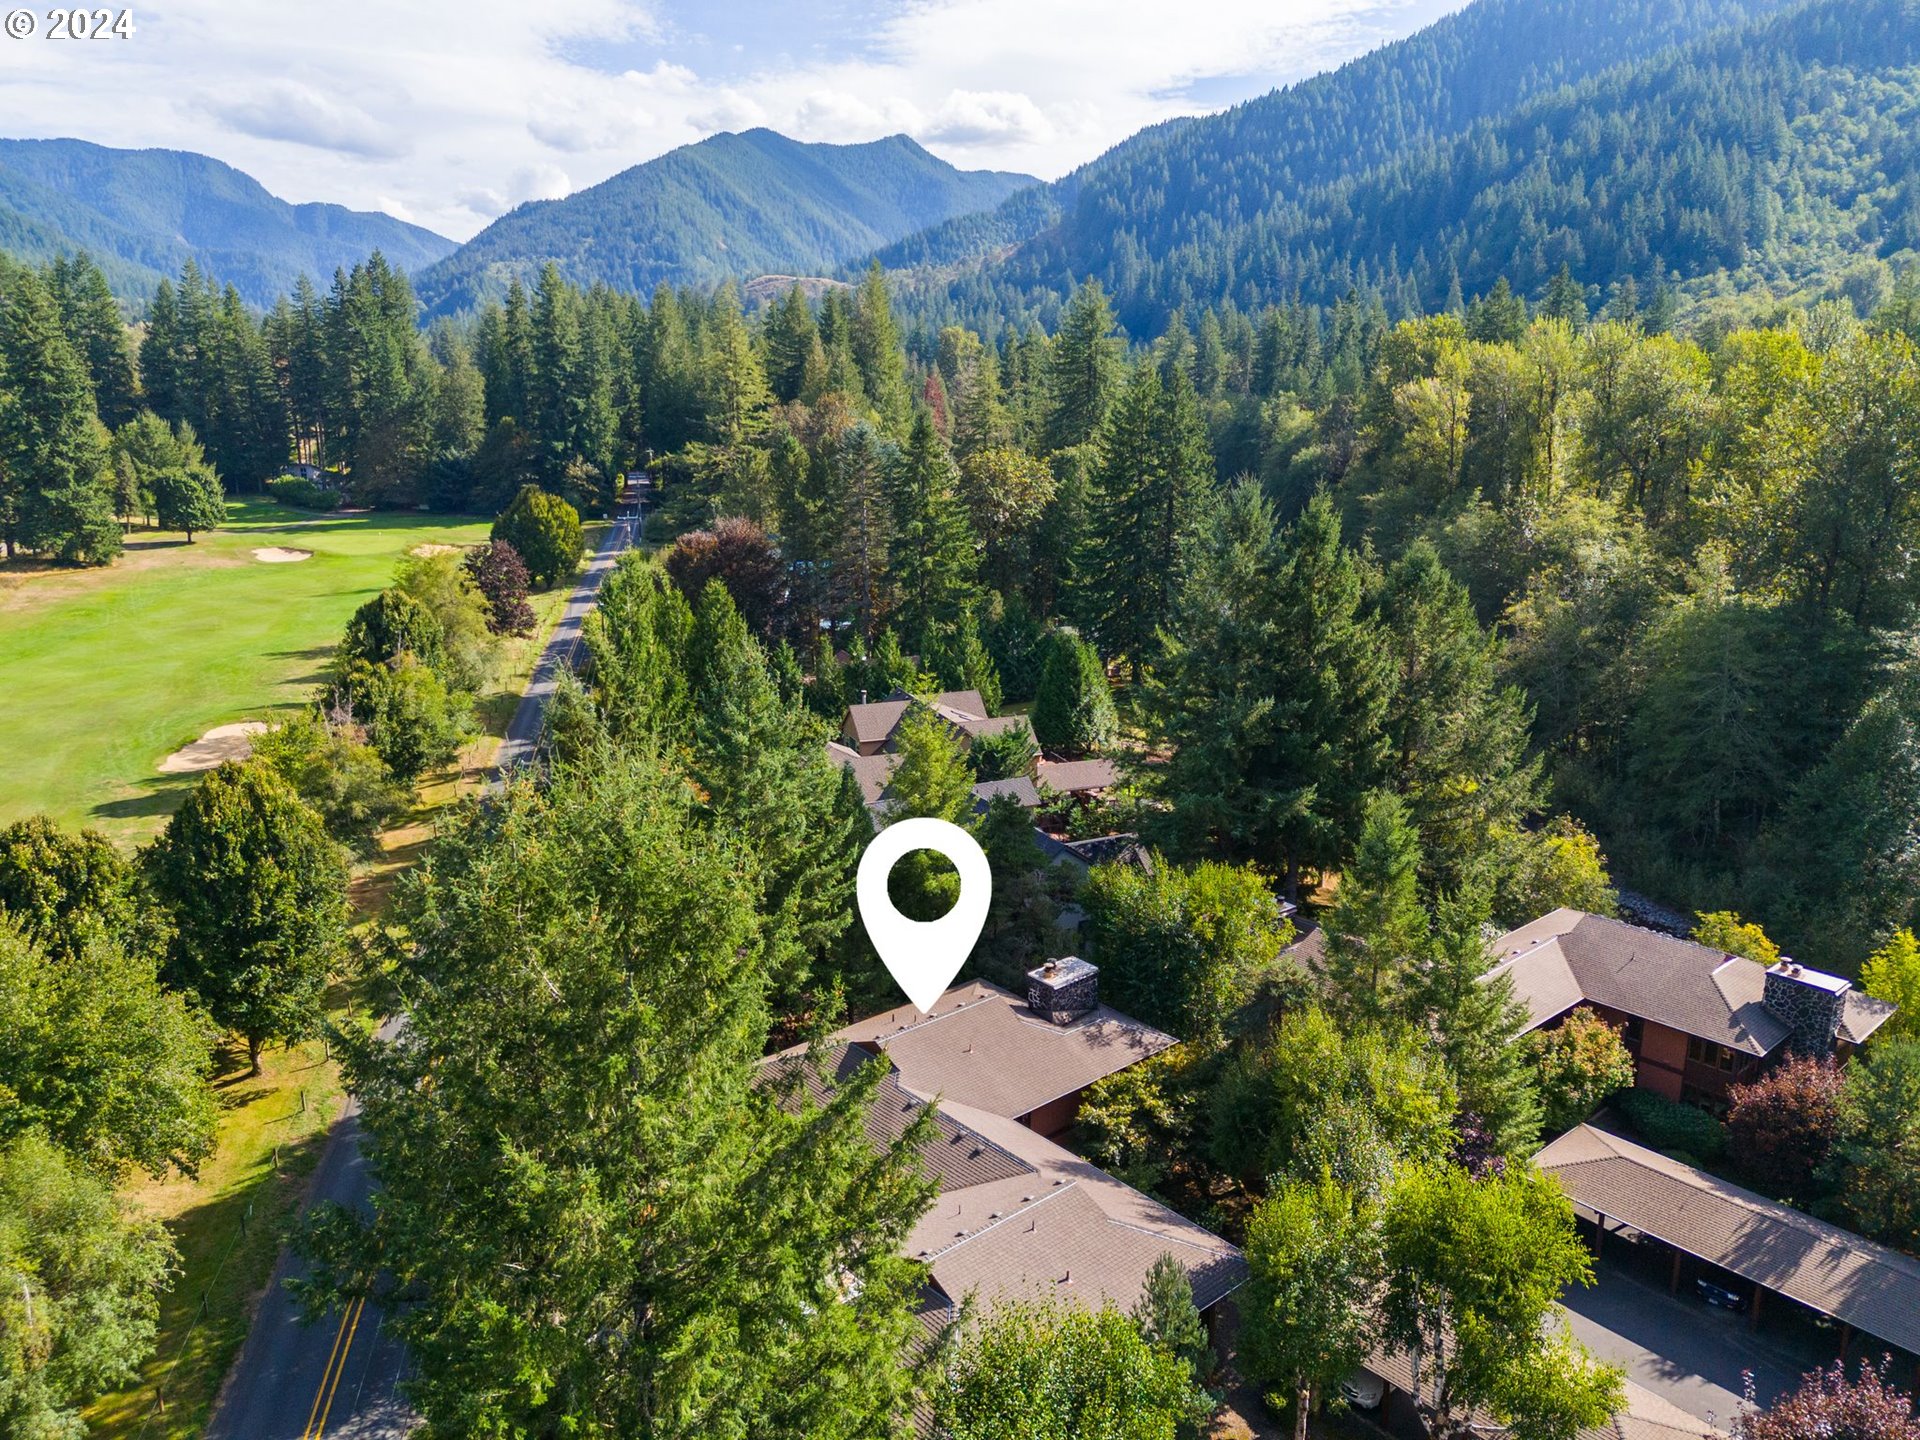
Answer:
[{"left": 1537, "top": 1125, "right": 1920, "bottom": 1380}]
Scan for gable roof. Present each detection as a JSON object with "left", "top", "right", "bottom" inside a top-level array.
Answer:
[
  {"left": 769, "top": 1042, "right": 1034, "bottom": 1191},
  {"left": 970, "top": 776, "right": 1041, "bottom": 810},
  {"left": 824, "top": 743, "right": 1041, "bottom": 815},
  {"left": 826, "top": 741, "right": 900, "bottom": 806},
  {"left": 843, "top": 690, "right": 991, "bottom": 749},
  {"left": 1537, "top": 1123, "right": 1920, "bottom": 1357},
  {"left": 1492, "top": 910, "right": 1791, "bottom": 1056},
  {"left": 914, "top": 1101, "right": 1245, "bottom": 1317},
  {"left": 832, "top": 980, "right": 1177, "bottom": 1121},
  {"left": 771, "top": 1037, "right": 1244, "bottom": 1331},
  {"left": 1035, "top": 757, "right": 1122, "bottom": 794}
]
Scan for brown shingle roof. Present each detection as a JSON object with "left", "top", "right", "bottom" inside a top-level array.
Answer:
[
  {"left": 1842, "top": 987, "right": 1899, "bottom": 1046},
  {"left": 1537, "top": 1123, "right": 1920, "bottom": 1356},
  {"left": 833, "top": 981, "right": 1177, "bottom": 1121},
  {"left": 765, "top": 1043, "right": 1033, "bottom": 1191},
  {"left": 1492, "top": 910, "right": 1791, "bottom": 1056},
  {"left": 826, "top": 741, "right": 899, "bottom": 805},
  {"left": 843, "top": 690, "right": 991, "bottom": 749},
  {"left": 1035, "top": 757, "right": 1122, "bottom": 794},
  {"left": 970, "top": 776, "right": 1041, "bottom": 810},
  {"left": 914, "top": 1101, "right": 1245, "bottom": 1316}
]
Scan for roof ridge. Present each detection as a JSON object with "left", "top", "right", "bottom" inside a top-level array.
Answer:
[
  {"left": 920, "top": 1179, "right": 1080, "bottom": 1262},
  {"left": 1586, "top": 1128, "right": 1920, "bottom": 1279},
  {"left": 875, "top": 990, "right": 999, "bottom": 1040}
]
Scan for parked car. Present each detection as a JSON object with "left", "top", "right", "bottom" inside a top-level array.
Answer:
[
  {"left": 1340, "top": 1368, "right": 1386, "bottom": 1410},
  {"left": 1695, "top": 1277, "right": 1747, "bottom": 1311}
]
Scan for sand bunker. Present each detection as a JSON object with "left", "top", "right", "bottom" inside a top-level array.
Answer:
[
  {"left": 409, "top": 542, "right": 462, "bottom": 558},
  {"left": 253, "top": 546, "right": 313, "bottom": 563},
  {"left": 158, "top": 721, "right": 269, "bottom": 774}
]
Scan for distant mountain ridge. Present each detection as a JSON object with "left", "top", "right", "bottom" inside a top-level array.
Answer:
[
  {"left": 877, "top": 0, "right": 1812, "bottom": 332},
  {"left": 0, "top": 138, "right": 456, "bottom": 308},
  {"left": 413, "top": 129, "right": 1037, "bottom": 316}
]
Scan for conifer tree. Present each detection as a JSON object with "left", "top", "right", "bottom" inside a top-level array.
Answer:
[
  {"left": 0, "top": 270, "right": 118, "bottom": 563},
  {"left": 1044, "top": 279, "right": 1122, "bottom": 452},
  {"left": 887, "top": 408, "right": 978, "bottom": 644},
  {"left": 297, "top": 753, "right": 936, "bottom": 1438},
  {"left": 850, "top": 262, "right": 908, "bottom": 424},
  {"left": 1081, "top": 362, "right": 1214, "bottom": 677},
  {"left": 761, "top": 284, "right": 817, "bottom": 404}
]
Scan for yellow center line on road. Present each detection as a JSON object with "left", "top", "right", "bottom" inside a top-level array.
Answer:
[{"left": 302, "top": 1294, "right": 367, "bottom": 1440}]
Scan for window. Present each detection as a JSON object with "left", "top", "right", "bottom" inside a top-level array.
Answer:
[
  {"left": 1621, "top": 1015, "right": 1644, "bottom": 1052},
  {"left": 1687, "top": 1037, "right": 1736, "bottom": 1073}
]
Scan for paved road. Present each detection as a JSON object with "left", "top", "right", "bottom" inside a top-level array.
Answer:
[
  {"left": 496, "top": 479, "right": 646, "bottom": 772},
  {"left": 1561, "top": 1261, "right": 1811, "bottom": 1430},
  {"left": 205, "top": 483, "right": 645, "bottom": 1440},
  {"left": 204, "top": 1025, "right": 412, "bottom": 1440}
]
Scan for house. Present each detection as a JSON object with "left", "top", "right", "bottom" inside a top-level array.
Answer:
[
  {"left": 771, "top": 961, "right": 1245, "bottom": 1344},
  {"left": 830, "top": 965, "right": 1175, "bottom": 1138},
  {"left": 1032, "top": 829, "right": 1154, "bottom": 878},
  {"left": 1490, "top": 909, "right": 1897, "bottom": 1104},
  {"left": 1034, "top": 756, "right": 1122, "bottom": 799},
  {"left": 841, "top": 689, "right": 1032, "bottom": 756},
  {"left": 1538, "top": 1122, "right": 1920, "bottom": 1372},
  {"left": 824, "top": 742, "right": 1041, "bottom": 821}
]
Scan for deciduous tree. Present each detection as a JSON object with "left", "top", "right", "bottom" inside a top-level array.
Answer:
[{"left": 144, "top": 762, "right": 349, "bottom": 1073}]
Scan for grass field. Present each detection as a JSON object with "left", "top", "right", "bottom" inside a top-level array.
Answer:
[
  {"left": 0, "top": 499, "right": 496, "bottom": 841},
  {"left": 7, "top": 502, "right": 604, "bottom": 1439},
  {"left": 83, "top": 1006, "right": 357, "bottom": 1440}
]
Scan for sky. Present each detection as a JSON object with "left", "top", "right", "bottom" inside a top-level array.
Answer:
[{"left": 0, "top": 0, "right": 1466, "bottom": 241}]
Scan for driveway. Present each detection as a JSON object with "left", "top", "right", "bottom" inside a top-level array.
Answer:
[{"left": 1560, "top": 1261, "right": 1817, "bottom": 1429}]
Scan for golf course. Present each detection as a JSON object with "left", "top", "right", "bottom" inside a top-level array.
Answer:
[{"left": 0, "top": 499, "right": 497, "bottom": 841}]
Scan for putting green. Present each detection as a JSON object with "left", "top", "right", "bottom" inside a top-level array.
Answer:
[{"left": 0, "top": 500, "right": 494, "bottom": 843}]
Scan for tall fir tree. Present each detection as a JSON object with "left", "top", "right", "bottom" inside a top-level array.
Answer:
[
  {"left": 0, "top": 270, "right": 118, "bottom": 563},
  {"left": 887, "top": 408, "right": 978, "bottom": 645}
]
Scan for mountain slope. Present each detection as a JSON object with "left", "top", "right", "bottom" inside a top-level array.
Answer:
[
  {"left": 882, "top": 0, "right": 1806, "bottom": 331},
  {"left": 415, "top": 129, "right": 1036, "bottom": 315},
  {"left": 0, "top": 138, "right": 455, "bottom": 307}
]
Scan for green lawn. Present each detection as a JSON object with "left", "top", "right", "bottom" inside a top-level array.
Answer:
[
  {"left": 83, "top": 1006, "right": 357, "bottom": 1440},
  {"left": 0, "top": 500, "right": 494, "bottom": 842}
]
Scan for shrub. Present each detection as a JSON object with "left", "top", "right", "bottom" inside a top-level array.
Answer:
[
  {"left": 1615, "top": 1089, "right": 1728, "bottom": 1162},
  {"left": 1735, "top": 1361, "right": 1920, "bottom": 1440},
  {"left": 1529, "top": 1007, "right": 1637, "bottom": 1135},
  {"left": 465, "top": 540, "right": 536, "bottom": 636},
  {"left": 1726, "top": 1056, "right": 1843, "bottom": 1203},
  {"left": 265, "top": 475, "right": 339, "bottom": 510},
  {"left": 492, "top": 484, "right": 582, "bottom": 589}
]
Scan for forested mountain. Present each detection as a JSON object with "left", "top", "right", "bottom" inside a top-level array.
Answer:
[
  {"left": 0, "top": 139, "right": 455, "bottom": 308},
  {"left": 884, "top": 0, "right": 1920, "bottom": 337},
  {"left": 415, "top": 130, "right": 1035, "bottom": 317}
]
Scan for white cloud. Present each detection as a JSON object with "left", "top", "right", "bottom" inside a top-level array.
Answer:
[
  {"left": 528, "top": 97, "right": 657, "bottom": 154},
  {"left": 919, "top": 90, "right": 1054, "bottom": 148},
  {"left": 505, "top": 164, "right": 575, "bottom": 207},
  {"left": 789, "top": 89, "right": 924, "bottom": 143},
  {"left": 195, "top": 80, "right": 408, "bottom": 159},
  {"left": 0, "top": 0, "right": 1464, "bottom": 241}
]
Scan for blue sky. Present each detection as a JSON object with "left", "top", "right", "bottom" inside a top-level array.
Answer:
[{"left": 0, "top": 0, "right": 1465, "bottom": 240}]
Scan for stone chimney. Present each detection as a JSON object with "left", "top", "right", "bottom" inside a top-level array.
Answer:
[
  {"left": 1027, "top": 957, "right": 1099, "bottom": 1026},
  {"left": 1762, "top": 959, "right": 1849, "bottom": 1056}
]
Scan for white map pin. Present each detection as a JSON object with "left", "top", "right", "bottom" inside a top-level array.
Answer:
[{"left": 857, "top": 817, "right": 992, "bottom": 1013}]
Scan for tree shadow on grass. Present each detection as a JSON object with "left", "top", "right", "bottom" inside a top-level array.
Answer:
[
  {"left": 91, "top": 771, "right": 200, "bottom": 822},
  {"left": 84, "top": 1119, "right": 336, "bottom": 1440}
]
